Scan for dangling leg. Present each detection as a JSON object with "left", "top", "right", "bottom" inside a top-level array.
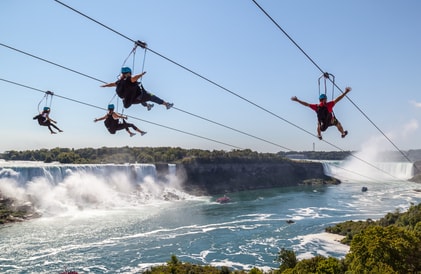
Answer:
[
  {"left": 47, "top": 124, "right": 56, "bottom": 134},
  {"left": 336, "top": 122, "right": 348, "bottom": 138},
  {"left": 317, "top": 123, "right": 322, "bottom": 140},
  {"left": 140, "top": 101, "right": 154, "bottom": 111},
  {"left": 130, "top": 123, "right": 147, "bottom": 136},
  {"left": 117, "top": 120, "right": 147, "bottom": 136},
  {"left": 125, "top": 128, "right": 136, "bottom": 137},
  {"left": 334, "top": 118, "right": 347, "bottom": 138},
  {"left": 142, "top": 90, "right": 173, "bottom": 110},
  {"left": 50, "top": 123, "right": 63, "bottom": 133}
]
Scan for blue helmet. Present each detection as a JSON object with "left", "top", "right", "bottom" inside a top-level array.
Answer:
[
  {"left": 43, "top": 107, "right": 50, "bottom": 111},
  {"left": 121, "top": 67, "right": 132, "bottom": 74},
  {"left": 108, "top": 104, "right": 115, "bottom": 110},
  {"left": 319, "top": 94, "right": 327, "bottom": 100}
]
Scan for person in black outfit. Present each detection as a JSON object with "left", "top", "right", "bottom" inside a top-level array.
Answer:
[
  {"left": 33, "top": 107, "right": 63, "bottom": 134},
  {"left": 101, "top": 67, "right": 174, "bottom": 110},
  {"left": 94, "top": 104, "right": 146, "bottom": 137}
]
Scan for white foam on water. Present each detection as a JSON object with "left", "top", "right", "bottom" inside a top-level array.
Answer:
[{"left": 292, "top": 232, "right": 349, "bottom": 260}]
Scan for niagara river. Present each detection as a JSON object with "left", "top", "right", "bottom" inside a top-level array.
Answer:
[{"left": 0, "top": 160, "right": 420, "bottom": 273}]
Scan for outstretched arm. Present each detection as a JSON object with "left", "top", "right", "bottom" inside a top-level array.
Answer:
[
  {"left": 131, "top": 71, "right": 146, "bottom": 83},
  {"left": 291, "top": 96, "right": 310, "bottom": 107},
  {"left": 100, "top": 82, "right": 116, "bottom": 88},
  {"left": 94, "top": 114, "right": 107, "bottom": 122},
  {"left": 334, "top": 87, "right": 351, "bottom": 104}
]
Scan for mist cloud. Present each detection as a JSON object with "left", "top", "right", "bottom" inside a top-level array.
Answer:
[{"left": 410, "top": 100, "right": 421, "bottom": 108}]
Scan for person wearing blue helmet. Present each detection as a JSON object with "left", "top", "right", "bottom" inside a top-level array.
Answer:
[
  {"left": 291, "top": 87, "right": 351, "bottom": 140},
  {"left": 93, "top": 104, "right": 146, "bottom": 137},
  {"left": 33, "top": 107, "right": 63, "bottom": 134},
  {"left": 101, "top": 67, "right": 174, "bottom": 110}
]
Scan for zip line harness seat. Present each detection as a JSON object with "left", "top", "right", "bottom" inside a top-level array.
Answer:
[
  {"left": 316, "top": 72, "right": 340, "bottom": 136},
  {"left": 37, "top": 90, "right": 54, "bottom": 113}
]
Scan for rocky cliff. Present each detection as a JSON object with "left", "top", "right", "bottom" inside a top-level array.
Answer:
[{"left": 175, "top": 159, "right": 338, "bottom": 195}]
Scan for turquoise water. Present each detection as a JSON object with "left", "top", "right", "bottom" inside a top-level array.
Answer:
[{"left": 1, "top": 163, "right": 421, "bottom": 273}]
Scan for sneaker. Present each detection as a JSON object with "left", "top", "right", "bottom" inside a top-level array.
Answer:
[
  {"left": 318, "top": 135, "right": 322, "bottom": 140},
  {"left": 147, "top": 104, "right": 154, "bottom": 111},
  {"left": 141, "top": 131, "right": 147, "bottom": 136},
  {"left": 166, "top": 103, "right": 174, "bottom": 110},
  {"left": 129, "top": 133, "right": 136, "bottom": 137},
  {"left": 341, "top": 130, "right": 348, "bottom": 138},
  {"left": 51, "top": 131, "right": 57, "bottom": 134}
]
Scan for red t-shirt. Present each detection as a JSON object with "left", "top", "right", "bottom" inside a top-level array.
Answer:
[{"left": 309, "top": 101, "right": 335, "bottom": 113}]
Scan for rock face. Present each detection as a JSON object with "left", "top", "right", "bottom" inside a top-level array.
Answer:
[
  {"left": 0, "top": 195, "right": 40, "bottom": 224},
  {"left": 175, "top": 160, "right": 337, "bottom": 195}
]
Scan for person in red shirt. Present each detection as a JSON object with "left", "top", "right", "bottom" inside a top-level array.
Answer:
[{"left": 291, "top": 87, "right": 351, "bottom": 140}]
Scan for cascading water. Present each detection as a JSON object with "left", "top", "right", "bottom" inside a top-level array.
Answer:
[
  {"left": 322, "top": 160, "right": 414, "bottom": 181},
  {"left": 1, "top": 159, "right": 421, "bottom": 273},
  {"left": 0, "top": 161, "right": 190, "bottom": 216}
]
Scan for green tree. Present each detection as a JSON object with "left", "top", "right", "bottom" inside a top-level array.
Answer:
[
  {"left": 291, "top": 255, "right": 326, "bottom": 273},
  {"left": 276, "top": 248, "right": 297, "bottom": 272},
  {"left": 346, "top": 225, "right": 421, "bottom": 273},
  {"left": 315, "top": 257, "right": 345, "bottom": 274}
]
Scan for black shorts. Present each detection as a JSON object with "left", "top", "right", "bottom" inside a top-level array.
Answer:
[{"left": 319, "top": 116, "right": 338, "bottom": 132}]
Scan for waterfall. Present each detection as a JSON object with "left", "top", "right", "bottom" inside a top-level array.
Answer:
[
  {"left": 322, "top": 160, "right": 414, "bottom": 181},
  {"left": 0, "top": 161, "right": 189, "bottom": 215},
  {"left": 168, "top": 164, "right": 176, "bottom": 176},
  {"left": 0, "top": 162, "right": 157, "bottom": 185}
]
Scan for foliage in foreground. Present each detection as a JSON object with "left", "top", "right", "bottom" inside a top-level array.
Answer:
[
  {"left": 143, "top": 255, "right": 266, "bottom": 274},
  {"left": 280, "top": 203, "right": 421, "bottom": 273}
]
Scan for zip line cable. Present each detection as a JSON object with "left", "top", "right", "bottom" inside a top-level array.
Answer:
[
  {"left": 0, "top": 43, "right": 292, "bottom": 151},
  {"left": 0, "top": 73, "right": 402, "bottom": 181},
  {"left": 0, "top": 44, "right": 345, "bottom": 161},
  {"left": 2, "top": 2, "right": 410, "bottom": 178},
  {"left": 0, "top": 43, "right": 106, "bottom": 84},
  {"left": 0, "top": 43, "right": 293, "bottom": 151},
  {"left": 36, "top": 2, "right": 411, "bottom": 179},
  {"left": 1, "top": 77, "right": 399, "bottom": 182},
  {"left": 250, "top": 0, "right": 415, "bottom": 169},
  {"left": 50, "top": 1, "right": 345, "bottom": 147},
  {"left": 50, "top": 1, "right": 408, "bottom": 179},
  {"left": 0, "top": 78, "right": 243, "bottom": 150},
  {"left": 173, "top": 106, "right": 292, "bottom": 151},
  {"left": 0, "top": 43, "right": 362, "bottom": 156}
]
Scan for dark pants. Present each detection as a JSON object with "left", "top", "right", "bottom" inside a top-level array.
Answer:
[
  {"left": 108, "top": 120, "right": 139, "bottom": 134},
  {"left": 123, "top": 86, "right": 164, "bottom": 108},
  {"left": 319, "top": 114, "right": 339, "bottom": 132},
  {"left": 35, "top": 117, "right": 61, "bottom": 133}
]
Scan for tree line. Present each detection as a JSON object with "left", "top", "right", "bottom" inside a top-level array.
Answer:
[
  {"left": 0, "top": 147, "right": 289, "bottom": 164},
  {"left": 2, "top": 147, "right": 420, "bottom": 164}
]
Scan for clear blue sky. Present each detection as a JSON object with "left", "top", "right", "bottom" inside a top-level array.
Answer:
[{"left": 1, "top": 0, "right": 420, "bottom": 154}]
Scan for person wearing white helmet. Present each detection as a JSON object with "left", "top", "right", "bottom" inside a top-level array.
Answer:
[
  {"left": 94, "top": 104, "right": 146, "bottom": 137},
  {"left": 33, "top": 107, "right": 63, "bottom": 134},
  {"left": 101, "top": 67, "right": 173, "bottom": 110},
  {"left": 291, "top": 87, "right": 351, "bottom": 140}
]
